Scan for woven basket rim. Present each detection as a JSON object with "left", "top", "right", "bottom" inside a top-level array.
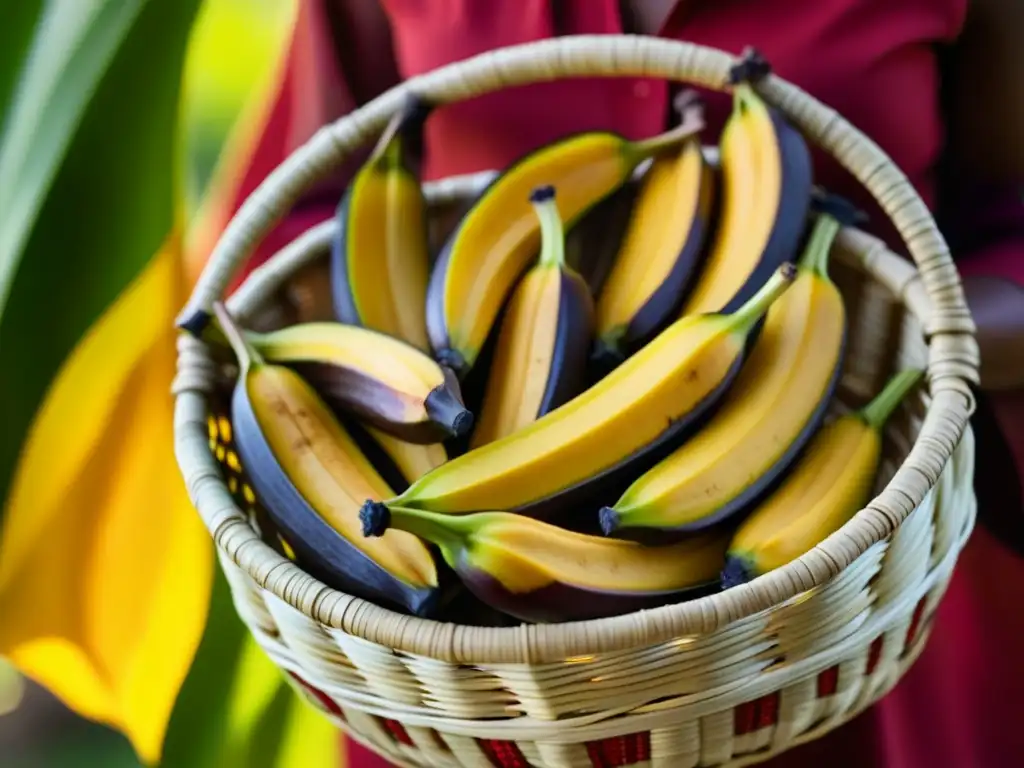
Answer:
[{"left": 173, "top": 35, "right": 979, "bottom": 664}]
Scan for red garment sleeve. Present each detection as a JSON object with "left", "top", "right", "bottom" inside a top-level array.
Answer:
[{"left": 217, "top": 0, "right": 400, "bottom": 291}]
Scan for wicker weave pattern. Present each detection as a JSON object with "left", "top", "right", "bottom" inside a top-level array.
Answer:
[{"left": 172, "top": 37, "right": 979, "bottom": 766}]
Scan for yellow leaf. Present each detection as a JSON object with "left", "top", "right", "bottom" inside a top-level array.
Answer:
[{"left": 0, "top": 235, "right": 213, "bottom": 764}]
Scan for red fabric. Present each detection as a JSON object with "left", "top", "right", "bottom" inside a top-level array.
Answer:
[{"left": 217, "top": 2, "right": 1024, "bottom": 766}]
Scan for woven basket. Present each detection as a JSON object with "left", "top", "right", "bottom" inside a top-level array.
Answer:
[{"left": 173, "top": 36, "right": 980, "bottom": 767}]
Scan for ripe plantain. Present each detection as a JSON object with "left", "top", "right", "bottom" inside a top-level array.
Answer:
[
  {"left": 593, "top": 137, "right": 715, "bottom": 369},
  {"left": 212, "top": 302, "right": 440, "bottom": 616},
  {"left": 722, "top": 368, "right": 926, "bottom": 588},
  {"left": 247, "top": 321, "right": 472, "bottom": 444},
  {"left": 678, "top": 60, "right": 812, "bottom": 318},
  {"left": 426, "top": 102, "right": 705, "bottom": 377},
  {"left": 470, "top": 185, "right": 594, "bottom": 448},
  {"left": 601, "top": 205, "right": 849, "bottom": 539},
  {"left": 331, "top": 96, "right": 432, "bottom": 350},
  {"left": 362, "top": 263, "right": 797, "bottom": 522},
  {"left": 361, "top": 505, "right": 729, "bottom": 623}
]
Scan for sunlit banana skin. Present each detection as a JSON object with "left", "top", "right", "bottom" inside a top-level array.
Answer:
[
  {"left": 426, "top": 105, "right": 705, "bottom": 377},
  {"left": 362, "top": 506, "right": 729, "bottom": 623},
  {"left": 722, "top": 368, "right": 925, "bottom": 588},
  {"left": 213, "top": 304, "right": 440, "bottom": 616},
  {"left": 363, "top": 264, "right": 797, "bottom": 523},
  {"left": 679, "top": 66, "right": 812, "bottom": 318},
  {"left": 248, "top": 321, "right": 472, "bottom": 444},
  {"left": 601, "top": 211, "right": 848, "bottom": 539},
  {"left": 593, "top": 139, "right": 715, "bottom": 369},
  {"left": 471, "top": 186, "right": 595, "bottom": 448},
  {"left": 331, "top": 97, "right": 433, "bottom": 350}
]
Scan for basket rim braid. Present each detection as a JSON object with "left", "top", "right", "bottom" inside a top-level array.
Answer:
[{"left": 173, "top": 35, "right": 979, "bottom": 665}]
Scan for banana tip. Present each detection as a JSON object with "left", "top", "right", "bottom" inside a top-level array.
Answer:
[
  {"left": 590, "top": 338, "right": 626, "bottom": 373},
  {"left": 597, "top": 507, "right": 621, "bottom": 536},
  {"left": 720, "top": 555, "right": 757, "bottom": 590},
  {"left": 424, "top": 385, "right": 474, "bottom": 438},
  {"left": 360, "top": 501, "right": 391, "bottom": 538},
  {"left": 811, "top": 190, "right": 868, "bottom": 227},
  {"left": 727, "top": 47, "right": 772, "bottom": 85},
  {"left": 176, "top": 306, "right": 211, "bottom": 337},
  {"left": 451, "top": 409, "right": 475, "bottom": 438},
  {"left": 780, "top": 261, "right": 798, "bottom": 281},
  {"left": 529, "top": 185, "right": 556, "bottom": 203}
]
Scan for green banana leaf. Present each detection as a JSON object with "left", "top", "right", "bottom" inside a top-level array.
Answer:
[
  {"left": 0, "top": 0, "right": 178, "bottom": 513},
  {"left": 162, "top": 570, "right": 340, "bottom": 768},
  {"left": 1, "top": 0, "right": 339, "bottom": 764}
]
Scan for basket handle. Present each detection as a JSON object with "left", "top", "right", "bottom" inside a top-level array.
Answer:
[{"left": 180, "top": 36, "right": 976, "bottom": 373}]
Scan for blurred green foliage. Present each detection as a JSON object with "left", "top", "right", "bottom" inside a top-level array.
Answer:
[{"left": 0, "top": 1, "right": 294, "bottom": 764}]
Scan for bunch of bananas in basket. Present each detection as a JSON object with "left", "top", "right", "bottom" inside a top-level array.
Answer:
[{"left": 189, "top": 63, "right": 924, "bottom": 626}]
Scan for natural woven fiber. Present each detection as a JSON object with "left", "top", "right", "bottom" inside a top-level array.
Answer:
[{"left": 173, "top": 37, "right": 979, "bottom": 766}]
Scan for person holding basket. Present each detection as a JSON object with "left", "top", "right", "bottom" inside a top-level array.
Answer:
[{"left": 214, "top": 1, "right": 1024, "bottom": 765}]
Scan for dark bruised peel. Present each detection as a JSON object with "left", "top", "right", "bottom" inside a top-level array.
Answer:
[
  {"left": 538, "top": 270, "right": 594, "bottom": 415},
  {"left": 284, "top": 361, "right": 471, "bottom": 443}
]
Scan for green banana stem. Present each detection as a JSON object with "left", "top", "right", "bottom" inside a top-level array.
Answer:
[
  {"left": 382, "top": 506, "right": 475, "bottom": 561},
  {"left": 733, "top": 82, "right": 758, "bottom": 117},
  {"left": 858, "top": 369, "right": 925, "bottom": 431},
  {"left": 628, "top": 102, "right": 704, "bottom": 160},
  {"left": 798, "top": 214, "right": 841, "bottom": 277},
  {"left": 211, "top": 301, "right": 264, "bottom": 372},
  {"left": 722, "top": 263, "right": 798, "bottom": 334},
  {"left": 530, "top": 185, "right": 567, "bottom": 268}
]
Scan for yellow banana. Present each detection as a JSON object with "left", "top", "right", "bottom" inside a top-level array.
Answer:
[
  {"left": 679, "top": 66, "right": 812, "bottom": 317},
  {"left": 593, "top": 137, "right": 715, "bottom": 367},
  {"left": 362, "top": 263, "right": 797, "bottom": 522},
  {"left": 331, "top": 96, "right": 432, "bottom": 350},
  {"left": 249, "top": 321, "right": 472, "bottom": 443},
  {"left": 470, "top": 185, "right": 594, "bottom": 448},
  {"left": 601, "top": 205, "right": 849, "bottom": 538},
  {"left": 722, "top": 368, "right": 925, "bottom": 586},
  {"left": 426, "top": 103, "right": 705, "bottom": 376}
]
